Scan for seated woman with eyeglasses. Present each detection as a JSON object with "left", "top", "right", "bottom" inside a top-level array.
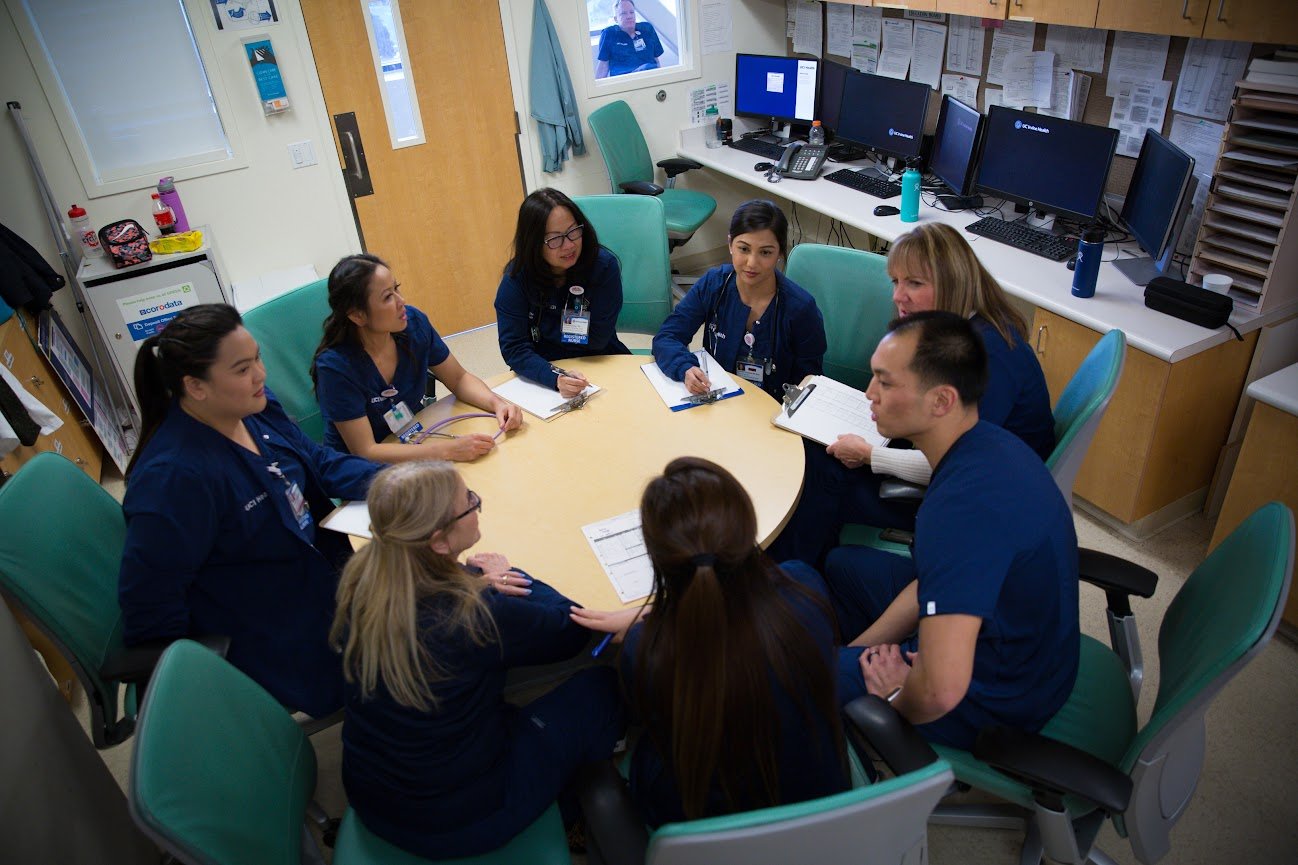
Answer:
[
  {"left": 572, "top": 457, "right": 849, "bottom": 831},
  {"left": 495, "top": 188, "right": 630, "bottom": 398},
  {"left": 332, "top": 461, "right": 625, "bottom": 859}
]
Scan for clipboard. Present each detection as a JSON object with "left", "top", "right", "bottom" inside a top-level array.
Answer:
[
  {"left": 772, "top": 375, "right": 888, "bottom": 448},
  {"left": 640, "top": 351, "right": 743, "bottom": 411}
]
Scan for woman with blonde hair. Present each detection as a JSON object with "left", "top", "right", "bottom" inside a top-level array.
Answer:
[
  {"left": 771, "top": 222, "right": 1054, "bottom": 563},
  {"left": 331, "top": 461, "right": 624, "bottom": 859}
]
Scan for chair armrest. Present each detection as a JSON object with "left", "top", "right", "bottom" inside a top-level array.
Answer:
[
  {"left": 577, "top": 761, "right": 649, "bottom": 865},
  {"left": 657, "top": 157, "right": 703, "bottom": 179},
  {"left": 619, "top": 180, "right": 664, "bottom": 196},
  {"left": 99, "top": 635, "right": 231, "bottom": 684},
  {"left": 1078, "top": 548, "right": 1158, "bottom": 617},
  {"left": 974, "top": 726, "right": 1132, "bottom": 816},
  {"left": 878, "top": 480, "right": 926, "bottom": 503},
  {"left": 843, "top": 695, "right": 939, "bottom": 776}
]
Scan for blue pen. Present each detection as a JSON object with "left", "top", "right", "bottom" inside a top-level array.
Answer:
[{"left": 591, "top": 633, "right": 614, "bottom": 657}]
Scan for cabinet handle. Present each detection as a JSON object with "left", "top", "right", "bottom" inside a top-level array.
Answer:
[
  {"left": 1216, "top": 0, "right": 1226, "bottom": 20},
  {"left": 988, "top": 0, "right": 997, "bottom": 5},
  {"left": 1035, "top": 325, "right": 1048, "bottom": 356},
  {"left": 74, "top": 457, "right": 86, "bottom": 465},
  {"left": 1180, "top": 0, "right": 1190, "bottom": 17},
  {"left": 29, "top": 375, "right": 44, "bottom": 387}
]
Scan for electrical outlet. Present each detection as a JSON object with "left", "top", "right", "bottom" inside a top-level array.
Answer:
[{"left": 288, "top": 140, "right": 317, "bottom": 168}]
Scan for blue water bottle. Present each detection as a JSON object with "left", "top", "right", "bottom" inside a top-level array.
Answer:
[
  {"left": 1071, "top": 226, "right": 1104, "bottom": 298},
  {"left": 900, "top": 158, "right": 921, "bottom": 223}
]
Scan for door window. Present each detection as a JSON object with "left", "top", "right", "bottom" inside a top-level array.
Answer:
[{"left": 362, "top": 0, "right": 426, "bottom": 148}]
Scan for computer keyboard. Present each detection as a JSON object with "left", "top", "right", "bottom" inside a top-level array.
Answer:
[
  {"left": 729, "top": 137, "right": 789, "bottom": 160},
  {"left": 964, "top": 217, "right": 1078, "bottom": 262},
  {"left": 823, "top": 169, "right": 901, "bottom": 200}
]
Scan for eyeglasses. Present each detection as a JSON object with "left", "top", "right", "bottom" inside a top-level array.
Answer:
[
  {"left": 445, "top": 489, "right": 482, "bottom": 526},
  {"left": 542, "top": 225, "right": 584, "bottom": 249}
]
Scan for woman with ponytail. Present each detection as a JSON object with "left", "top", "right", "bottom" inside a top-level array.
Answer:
[
  {"left": 118, "top": 303, "right": 379, "bottom": 718},
  {"left": 331, "top": 461, "right": 624, "bottom": 859},
  {"left": 572, "top": 457, "right": 848, "bottom": 828}
]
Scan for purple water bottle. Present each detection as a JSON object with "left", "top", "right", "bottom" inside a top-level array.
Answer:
[
  {"left": 157, "top": 177, "right": 189, "bottom": 233},
  {"left": 1071, "top": 226, "right": 1104, "bottom": 299}
]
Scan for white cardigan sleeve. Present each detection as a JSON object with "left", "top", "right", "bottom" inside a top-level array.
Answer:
[{"left": 869, "top": 445, "right": 932, "bottom": 486}]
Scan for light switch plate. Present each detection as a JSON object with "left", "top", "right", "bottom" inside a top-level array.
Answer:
[{"left": 288, "top": 140, "right": 317, "bottom": 168}]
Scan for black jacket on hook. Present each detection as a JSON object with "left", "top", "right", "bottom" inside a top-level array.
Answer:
[{"left": 0, "top": 222, "right": 64, "bottom": 313}]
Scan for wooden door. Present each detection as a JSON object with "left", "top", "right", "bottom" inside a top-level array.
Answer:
[
  {"left": 1004, "top": 0, "right": 1098, "bottom": 26},
  {"left": 1096, "top": 0, "right": 1210, "bottom": 36},
  {"left": 1204, "top": 0, "right": 1298, "bottom": 44},
  {"left": 301, "top": 2, "right": 523, "bottom": 334}
]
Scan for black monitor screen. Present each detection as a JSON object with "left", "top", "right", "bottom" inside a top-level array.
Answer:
[
  {"left": 817, "top": 60, "right": 855, "bottom": 133},
  {"left": 834, "top": 72, "right": 929, "bottom": 161},
  {"left": 929, "top": 95, "right": 983, "bottom": 197},
  {"left": 976, "top": 106, "right": 1119, "bottom": 222},
  {"left": 1121, "top": 129, "right": 1194, "bottom": 260},
  {"left": 735, "top": 53, "right": 820, "bottom": 124}
]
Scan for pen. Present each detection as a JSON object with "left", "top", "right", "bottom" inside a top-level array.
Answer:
[
  {"left": 787, "top": 383, "right": 816, "bottom": 417},
  {"left": 697, "top": 350, "right": 709, "bottom": 378},
  {"left": 591, "top": 633, "right": 614, "bottom": 658},
  {"left": 551, "top": 364, "right": 586, "bottom": 380}
]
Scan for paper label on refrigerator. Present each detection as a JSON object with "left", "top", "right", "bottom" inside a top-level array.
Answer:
[{"left": 117, "top": 282, "right": 199, "bottom": 341}]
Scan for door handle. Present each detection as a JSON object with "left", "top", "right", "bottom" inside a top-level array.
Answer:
[
  {"left": 1180, "top": 0, "right": 1190, "bottom": 17},
  {"left": 343, "top": 132, "right": 362, "bottom": 181},
  {"left": 1216, "top": 0, "right": 1226, "bottom": 20},
  {"left": 1035, "top": 325, "right": 1048, "bottom": 356},
  {"left": 333, "top": 112, "right": 374, "bottom": 199}
]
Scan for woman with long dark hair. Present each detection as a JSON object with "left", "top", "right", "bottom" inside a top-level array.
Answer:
[
  {"left": 652, "top": 199, "right": 826, "bottom": 400},
  {"left": 332, "top": 461, "right": 624, "bottom": 858},
  {"left": 313, "top": 253, "right": 522, "bottom": 462},
  {"left": 572, "top": 457, "right": 848, "bottom": 828},
  {"left": 118, "top": 303, "right": 379, "bottom": 718},
  {"left": 495, "top": 188, "right": 629, "bottom": 397}
]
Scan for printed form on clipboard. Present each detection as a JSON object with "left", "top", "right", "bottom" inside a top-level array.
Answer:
[
  {"left": 641, "top": 350, "right": 743, "bottom": 411},
  {"left": 583, "top": 510, "right": 654, "bottom": 603},
  {"left": 773, "top": 375, "right": 889, "bottom": 449},
  {"left": 491, "top": 375, "right": 601, "bottom": 421}
]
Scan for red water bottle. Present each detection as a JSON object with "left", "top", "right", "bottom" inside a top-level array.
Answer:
[{"left": 151, "top": 193, "right": 176, "bottom": 235}]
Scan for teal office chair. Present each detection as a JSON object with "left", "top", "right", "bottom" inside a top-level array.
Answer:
[
  {"left": 784, "top": 243, "right": 894, "bottom": 391},
  {"left": 131, "top": 639, "right": 572, "bottom": 865},
  {"left": 574, "top": 194, "right": 672, "bottom": 342},
  {"left": 587, "top": 100, "right": 717, "bottom": 252},
  {"left": 925, "top": 501, "right": 1294, "bottom": 865},
  {"left": 243, "top": 277, "right": 331, "bottom": 444}
]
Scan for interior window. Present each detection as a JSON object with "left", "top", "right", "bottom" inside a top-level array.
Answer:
[{"left": 587, "top": 0, "right": 682, "bottom": 80}]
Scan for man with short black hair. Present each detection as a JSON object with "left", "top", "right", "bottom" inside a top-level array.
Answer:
[{"left": 827, "top": 311, "right": 1078, "bottom": 750}]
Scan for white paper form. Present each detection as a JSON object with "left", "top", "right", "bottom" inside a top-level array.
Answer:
[
  {"left": 851, "top": 7, "right": 882, "bottom": 73},
  {"left": 826, "top": 2, "right": 854, "bottom": 57},
  {"left": 1169, "top": 114, "right": 1227, "bottom": 255},
  {"left": 941, "top": 74, "right": 980, "bottom": 109},
  {"left": 1109, "top": 80, "right": 1172, "bottom": 158},
  {"left": 701, "top": 0, "right": 733, "bottom": 55},
  {"left": 492, "top": 376, "right": 601, "bottom": 421},
  {"left": 689, "top": 82, "right": 732, "bottom": 126},
  {"left": 1002, "top": 51, "right": 1055, "bottom": 108},
  {"left": 1038, "top": 69, "right": 1086, "bottom": 119},
  {"left": 793, "top": 1, "right": 823, "bottom": 57},
  {"left": 321, "top": 500, "right": 372, "bottom": 539},
  {"left": 786, "top": 0, "right": 796, "bottom": 37},
  {"left": 988, "top": 20, "right": 1035, "bottom": 86},
  {"left": 640, "top": 352, "right": 743, "bottom": 411},
  {"left": 946, "top": 15, "right": 986, "bottom": 76},
  {"left": 983, "top": 87, "right": 1004, "bottom": 113},
  {"left": 1174, "top": 38, "right": 1251, "bottom": 121},
  {"left": 771, "top": 375, "right": 887, "bottom": 449},
  {"left": 1107, "top": 32, "right": 1169, "bottom": 96},
  {"left": 878, "top": 18, "right": 914, "bottom": 80},
  {"left": 910, "top": 21, "right": 947, "bottom": 89},
  {"left": 1043, "top": 24, "right": 1107, "bottom": 73},
  {"left": 583, "top": 510, "right": 654, "bottom": 603}
]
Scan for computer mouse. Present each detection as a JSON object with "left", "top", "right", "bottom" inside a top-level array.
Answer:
[
  {"left": 754, "top": 161, "right": 774, "bottom": 172},
  {"left": 873, "top": 205, "right": 901, "bottom": 217},
  {"left": 1066, "top": 255, "right": 1077, "bottom": 271}
]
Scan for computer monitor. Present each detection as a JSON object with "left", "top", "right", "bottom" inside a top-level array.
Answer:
[
  {"left": 1114, "top": 129, "right": 1197, "bottom": 286},
  {"left": 929, "top": 94, "right": 984, "bottom": 209},
  {"left": 817, "top": 59, "right": 854, "bottom": 134},
  {"left": 833, "top": 72, "right": 930, "bottom": 177},
  {"left": 734, "top": 53, "right": 820, "bottom": 141},
  {"left": 975, "top": 106, "right": 1119, "bottom": 224}
]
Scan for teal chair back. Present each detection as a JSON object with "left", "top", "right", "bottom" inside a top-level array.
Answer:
[
  {"left": 587, "top": 100, "right": 655, "bottom": 191},
  {"left": 1046, "top": 328, "right": 1126, "bottom": 506},
  {"left": 785, "top": 244, "right": 894, "bottom": 391},
  {"left": 574, "top": 194, "right": 672, "bottom": 335},
  {"left": 0, "top": 452, "right": 134, "bottom": 748},
  {"left": 646, "top": 760, "right": 953, "bottom": 865},
  {"left": 129, "top": 640, "right": 321, "bottom": 865},
  {"left": 243, "top": 278, "right": 331, "bottom": 443}
]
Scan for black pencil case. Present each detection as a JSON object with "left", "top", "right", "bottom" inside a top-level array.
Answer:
[{"left": 1144, "top": 276, "right": 1233, "bottom": 329}]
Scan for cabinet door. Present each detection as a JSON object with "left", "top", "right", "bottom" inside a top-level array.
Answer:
[
  {"left": 1005, "top": 0, "right": 1098, "bottom": 26},
  {"left": 1096, "top": 0, "right": 1209, "bottom": 36},
  {"left": 935, "top": 0, "right": 1005, "bottom": 16},
  {"left": 1203, "top": 0, "right": 1298, "bottom": 44}
]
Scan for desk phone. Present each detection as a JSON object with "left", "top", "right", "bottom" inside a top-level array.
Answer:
[{"left": 775, "top": 141, "right": 829, "bottom": 181}]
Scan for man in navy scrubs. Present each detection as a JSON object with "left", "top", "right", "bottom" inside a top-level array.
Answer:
[{"left": 596, "top": 0, "right": 663, "bottom": 78}]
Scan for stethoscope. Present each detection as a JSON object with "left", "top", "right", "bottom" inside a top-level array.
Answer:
[{"left": 705, "top": 269, "right": 782, "bottom": 384}]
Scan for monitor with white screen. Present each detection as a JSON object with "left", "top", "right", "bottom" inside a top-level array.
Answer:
[{"left": 735, "top": 53, "right": 820, "bottom": 138}]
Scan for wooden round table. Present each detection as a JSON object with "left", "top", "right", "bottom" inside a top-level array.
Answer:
[{"left": 405, "top": 354, "right": 805, "bottom": 609}]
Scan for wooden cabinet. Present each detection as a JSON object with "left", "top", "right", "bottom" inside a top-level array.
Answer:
[
  {"left": 1032, "top": 307, "right": 1256, "bottom": 526},
  {"left": 1203, "top": 0, "right": 1298, "bottom": 45},
  {"left": 1002, "top": 0, "right": 1098, "bottom": 26},
  {"left": 1096, "top": 0, "right": 1210, "bottom": 37},
  {"left": 872, "top": 0, "right": 940, "bottom": 11},
  {"left": 0, "top": 311, "right": 102, "bottom": 483},
  {"left": 934, "top": 0, "right": 1005, "bottom": 17}
]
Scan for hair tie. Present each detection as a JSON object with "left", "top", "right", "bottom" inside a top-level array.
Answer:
[{"left": 690, "top": 553, "right": 718, "bottom": 569}]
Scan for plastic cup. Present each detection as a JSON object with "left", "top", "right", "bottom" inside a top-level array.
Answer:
[{"left": 1202, "top": 273, "right": 1233, "bottom": 294}]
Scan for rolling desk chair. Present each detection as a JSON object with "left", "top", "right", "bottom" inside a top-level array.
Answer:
[
  {"left": 587, "top": 100, "right": 717, "bottom": 254},
  {"left": 243, "top": 277, "right": 331, "bottom": 444},
  {"left": 574, "top": 194, "right": 672, "bottom": 346}
]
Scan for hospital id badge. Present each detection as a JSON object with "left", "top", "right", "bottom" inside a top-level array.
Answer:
[
  {"left": 736, "top": 359, "right": 764, "bottom": 385},
  {"left": 384, "top": 400, "right": 414, "bottom": 434},
  {"left": 561, "top": 310, "right": 591, "bottom": 345},
  {"left": 285, "top": 481, "right": 311, "bottom": 530},
  {"left": 633, "top": 37, "right": 646, "bottom": 50}
]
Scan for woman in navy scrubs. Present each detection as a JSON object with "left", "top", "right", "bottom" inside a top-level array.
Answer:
[
  {"left": 332, "top": 461, "right": 624, "bottom": 859},
  {"left": 495, "top": 188, "right": 629, "bottom": 397},
  {"left": 652, "top": 199, "right": 826, "bottom": 401},
  {"left": 313, "top": 254, "right": 522, "bottom": 463},
  {"left": 118, "top": 304, "right": 379, "bottom": 718},
  {"left": 595, "top": 0, "right": 664, "bottom": 78}
]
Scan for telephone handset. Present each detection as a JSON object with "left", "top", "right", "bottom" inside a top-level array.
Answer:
[{"left": 767, "top": 141, "right": 829, "bottom": 183}]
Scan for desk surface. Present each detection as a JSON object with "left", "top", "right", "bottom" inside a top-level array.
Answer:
[
  {"left": 679, "top": 126, "right": 1297, "bottom": 363},
  {"left": 408, "top": 354, "right": 804, "bottom": 609},
  {"left": 1248, "top": 362, "right": 1298, "bottom": 415}
]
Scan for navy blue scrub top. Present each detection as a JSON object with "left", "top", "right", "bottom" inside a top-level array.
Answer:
[{"left": 597, "top": 21, "right": 663, "bottom": 76}]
